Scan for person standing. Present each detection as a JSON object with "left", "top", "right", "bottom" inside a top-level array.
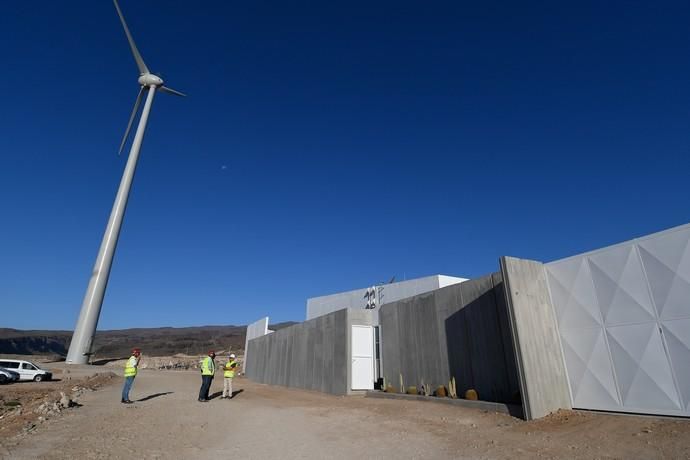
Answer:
[
  {"left": 221, "top": 354, "right": 238, "bottom": 399},
  {"left": 121, "top": 348, "right": 141, "bottom": 404},
  {"left": 198, "top": 351, "right": 216, "bottom": 402}
]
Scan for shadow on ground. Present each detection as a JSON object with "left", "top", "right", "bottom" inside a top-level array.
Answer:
[
  {"left": 208, "top": 389, "right": 243, "bottom": 400},
  {"left": 137, "top": 392, "right": 173, "bottom": 402},
  {"left": 91, "top": 357, "right": 129, "bottom": 366}
]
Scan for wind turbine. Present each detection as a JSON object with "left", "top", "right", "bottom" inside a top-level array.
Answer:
[{"left": 66, "top": 0, "right": 185, "bottom": 364}]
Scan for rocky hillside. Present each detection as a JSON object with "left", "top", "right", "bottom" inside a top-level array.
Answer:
[{"left": 0, "top": 323, "right": 297, "bottom": 359}]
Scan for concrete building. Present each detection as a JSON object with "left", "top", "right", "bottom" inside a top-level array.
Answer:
[
  {"left": 306, "top": 275, "right": 467, "bottom": 322},
  {"left": 245, "top": 222, "right": 690, "bottom": 420}
]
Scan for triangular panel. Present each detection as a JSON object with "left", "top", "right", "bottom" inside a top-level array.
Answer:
[
  {"left": 560, "top": 327, "right": 619, "bottom": 408},
  {"left": 638, "top": 227, "right": 690, "bottom": 276},
  {"left": 607, "top": 323, "right": 681, "bottom": 411},
  {"left": 639, "top": 245, "right": 680, "bottom": 317},
  {"left": 661, "top": 319, "right": 690, "bottom": 410},
  {"left": 547, "top": 258, "right": 602, "bottom": 329},
  {"left": 577, "top": 370, "right": 621, "bottom": 409},
  {"left": 663, "top": 277, "right": 690, "bottom": 320},
  {"left": 559, "top": 331, "right": 589, "bottom": 398},
  {"left": 606, "top": 323, "right": 653, "bottom": 400},
  {"left": 639, "top": 234, "right": 690, "bottom": 320},
  {"left": 589, "top": 245, "right": 656, "bottom": 325}
]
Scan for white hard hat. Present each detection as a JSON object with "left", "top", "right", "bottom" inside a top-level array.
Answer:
[{"left": 229, "top": 354, "right": 236, "bottom": 359}]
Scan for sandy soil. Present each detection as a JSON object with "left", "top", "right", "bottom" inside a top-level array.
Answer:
[{"left": 2, "top": 370, "right": 689, "bottom": 459}]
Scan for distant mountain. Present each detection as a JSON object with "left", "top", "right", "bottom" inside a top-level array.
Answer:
[{"left": 0, "top": 322, "right": 297, "bottom": 359}]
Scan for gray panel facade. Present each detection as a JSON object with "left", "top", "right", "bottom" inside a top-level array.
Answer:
[
  {"left": 545, "top": 223, "right": 690, "bottom": 417},
  {"left": 379, "top": 274, "right": 520, "bottom": 405},
  {"left": 245, "top": 309, "right": 374, "bottom": 395},
  {"left": 501, "top": 256, "right": 572, "bottom": 420}
]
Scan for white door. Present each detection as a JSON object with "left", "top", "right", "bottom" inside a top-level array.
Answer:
[
  {"left": 351, "top": 325, "right": 374, "bottom": 390},
  {"left": 20, "top": 362, "right": 37, "bottom": 380}
]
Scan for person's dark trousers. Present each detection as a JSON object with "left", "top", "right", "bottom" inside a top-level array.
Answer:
[{"left": 198, "top": 375, "right": 213, "bottom": 401}]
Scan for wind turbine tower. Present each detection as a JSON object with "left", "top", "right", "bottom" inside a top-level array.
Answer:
[{"left": 66, "top": 0, "right": 185, "bottom": 364}]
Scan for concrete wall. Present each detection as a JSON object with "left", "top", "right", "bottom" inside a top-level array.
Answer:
[
  {"left": 501, "top": 256, "right": 571, "bottom": 420},
  {"left": 245, "top": 259, "right": 573, "bottom": 420},
  {"left": 379, "top": 274, "right": 520, "bottom": 404},
  {"left": 306, "top": 275, "right": 467, "bottom": 322},
  {"left": 245, "top": 309, "right": 375, "bottom": 395}
]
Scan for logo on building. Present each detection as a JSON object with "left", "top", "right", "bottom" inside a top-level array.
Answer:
[{"left": 364, "top": 287, "right": 377, "bottom": 309}]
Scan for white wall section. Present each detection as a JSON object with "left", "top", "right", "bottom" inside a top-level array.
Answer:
[{"left": 546, "top": 223, "right": 690, "bottom": 417}]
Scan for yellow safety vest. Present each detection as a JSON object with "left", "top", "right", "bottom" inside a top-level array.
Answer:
[
  {"left": 224, "top": 360, "right": 237, "bottom": 378},
  {"left": 201, "top": 356, "right": 215, "bottom": 376},
  {"left": 124, "top": 355, "right": 138, "bottom": 377}
]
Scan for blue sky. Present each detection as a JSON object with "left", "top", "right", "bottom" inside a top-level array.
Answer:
[{"left": 1, "top": 1, "right": 689, "bottom": 330}]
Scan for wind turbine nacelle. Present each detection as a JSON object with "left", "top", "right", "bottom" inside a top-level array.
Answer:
[{"left": 138, "top": 73, "right": 164, "bottom": 87}]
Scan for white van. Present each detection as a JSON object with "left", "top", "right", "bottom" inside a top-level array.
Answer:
[{"left": 0, "top": 359, "right": 52, "bottom": 382}]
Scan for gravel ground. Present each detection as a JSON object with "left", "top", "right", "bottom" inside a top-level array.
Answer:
[
  {"left": 0, "top": 372, "right": 117, "bottom": 440},
  {"left": 2, "top": 369, "right": 689, "bottom": 459}
]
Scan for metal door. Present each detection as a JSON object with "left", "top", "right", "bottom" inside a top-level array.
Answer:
[{"left": 351, "top": 325, "right": 374, "bottom": 390}]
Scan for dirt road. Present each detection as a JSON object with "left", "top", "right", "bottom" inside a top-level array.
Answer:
[{"left": 2, "top": 370, "right": 689, "bottom": 459}]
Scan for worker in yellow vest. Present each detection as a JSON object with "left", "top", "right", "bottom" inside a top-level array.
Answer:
[
  {"left": 121, "top": 348, "right": 141, "bottom": 404},
  {"left": 198, "top": 351, "right": 216, "bottom": 402},
  {"left": 221, "top": 354, "right": 238, "bottom": 399}
]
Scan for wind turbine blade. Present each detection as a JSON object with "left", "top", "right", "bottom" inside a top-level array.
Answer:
[
  {"left": 119, "top": 86, "right": 145, "bottom": 155},
  {"left": 113, "top": 0, "right": 149, "bottom": 75},
  {"left": 159, "top": 86, "right": 186, "bottom": 97}
]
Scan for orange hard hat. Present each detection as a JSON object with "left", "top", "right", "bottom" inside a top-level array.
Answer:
[
  {"left": 208, "top": 350, "right": 215, "bottom": 356},
  {"left": 132, "top": 348, "right": 141, "bottom": 354}
]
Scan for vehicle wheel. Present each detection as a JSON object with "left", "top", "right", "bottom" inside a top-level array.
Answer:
[
  {"left": 34, "top": 375, "right": 43, "bottom": 382},
  {"left": 0, "top": 375, "right": 6, "bottom": 384}
]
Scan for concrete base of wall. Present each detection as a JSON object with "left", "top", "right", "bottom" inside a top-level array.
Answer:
[{"left": 365, "top": 391, "right": 523, "bottom": 418}]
